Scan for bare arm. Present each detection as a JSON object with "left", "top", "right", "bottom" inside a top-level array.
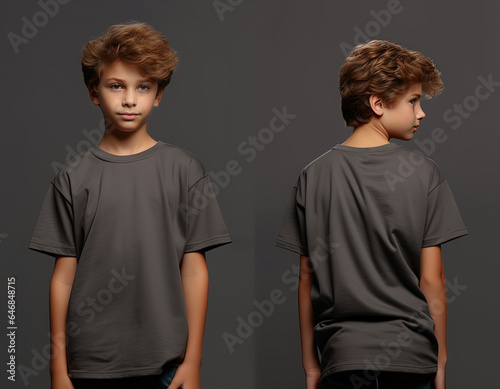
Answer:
[
  {"left": 299, "top": 255, "right": 323, "bottom": 389},
  {"left": 50, "top": 256, "right": 77, "bottom": 389},
  {"left": 420, "top": 245, "right": 447, "bottom": 389},
  {"left": 169, "top": 251, "right": 209, "bottom": 389}
]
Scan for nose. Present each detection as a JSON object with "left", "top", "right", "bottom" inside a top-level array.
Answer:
[
  {"left": 123, "top": 88, "right": 136, "bottom": 107},
  {"left": 417, "top": 105, "right": 425, "bottom": 120}
]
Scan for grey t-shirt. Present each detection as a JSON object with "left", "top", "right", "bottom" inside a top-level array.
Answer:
[
  {"left": 28, "top": 140, "right": 232, "bottom": 379},
  {"left": 276, "top": 142, "right": 468, "bottom": 379}
]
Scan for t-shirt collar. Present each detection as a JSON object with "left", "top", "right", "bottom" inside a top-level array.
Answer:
[{"left": 90, "top": 140, "right": 165, "bottom": 162}]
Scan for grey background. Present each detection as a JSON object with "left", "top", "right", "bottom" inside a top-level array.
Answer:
[{"left": 0, "top": 1, "right": 496, "bottom": 388}]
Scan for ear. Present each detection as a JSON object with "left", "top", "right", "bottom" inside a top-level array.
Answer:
[
  {"left": 153, "top": 85, "right": 165, "bottom": 107},
  {"left": 369, "top": 94, "right": 384, "bottom": 116},
  {"left": 88, "top": 85, "right": 100, "bottom": 106}
]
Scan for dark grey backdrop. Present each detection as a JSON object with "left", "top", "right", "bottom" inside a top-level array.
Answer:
[{"left": 1, "top": 1, "right": 496, "bottom": 388}]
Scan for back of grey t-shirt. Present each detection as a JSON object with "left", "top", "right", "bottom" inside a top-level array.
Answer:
[{"left": 276, "top": 142, "right": 468, "bottom": 379}]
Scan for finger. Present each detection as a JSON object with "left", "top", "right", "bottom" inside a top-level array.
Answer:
[{"left": 168, "top": 381, "right": 180, "bottom": 389}]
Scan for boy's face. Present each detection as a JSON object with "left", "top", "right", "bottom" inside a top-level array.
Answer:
[
  {"left": 89, "top": 59, "right": 163, "bottom": 133},
  {"left": 378, "top": 83, "right": 425, "bottom": 140}
]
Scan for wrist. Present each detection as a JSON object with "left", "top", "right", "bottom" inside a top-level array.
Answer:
[
  {"left": 304, "top": 366, "right": 322, "bottom": 379},
  {"left": 303, "top": 363, "right": 321, "bottom": 374},
  {"left": 49, "top": 369, "right": 68, "bottom": 378},
  {"left": 182, "top": 355, "right": 202, "bottom": 368}
]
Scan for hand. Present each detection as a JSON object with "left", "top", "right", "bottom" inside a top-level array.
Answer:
[
  {"left": 433, "top": 367, "right": 446, "bottom": 389},
  {"left": 305, "top": 367, "right": 325, "bottom": 389},
  {"left": 51, "top": 372, "right": 74, "bottom": 389},
  {"left": 167, "top": 361, "right": 201, "bottom": 389}
]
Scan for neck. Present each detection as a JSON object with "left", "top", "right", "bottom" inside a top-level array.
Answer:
[{"left": 342, "top": 121, "right": 390, "bottom": 147}]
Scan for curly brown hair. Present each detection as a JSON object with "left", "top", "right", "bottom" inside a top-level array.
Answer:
[
  {"left": 339, "top": 40, "right": 443, "bottom": 128},
  {"left": 81, "top": 20, "right": 179, "bottom": 94}
]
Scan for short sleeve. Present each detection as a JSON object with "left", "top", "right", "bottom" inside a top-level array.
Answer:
[
  {"left": 28, "top": 182, "right": 77, "bottom": 258},
  {"left": 422, "top": 164, "right": 469, "bottom": 247},
  {"left": 184, "top": 159, "right": 232, "bottom": 253},
  {"left": 275, "top": 173, "right": 309, "bottom": 256}
]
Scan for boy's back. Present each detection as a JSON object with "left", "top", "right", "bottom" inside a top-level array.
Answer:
[
  {"left": 276, "top": 141, "right": 468, "bottom": 379},
  {"left": 29, "top": 140, "right": 232, "bottom": 378}
]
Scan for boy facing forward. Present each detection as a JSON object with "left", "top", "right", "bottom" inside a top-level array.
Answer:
[
  {"left": 276, "top": 40, "right": 468, "bottom": 389},
  {"left": 28, "top": 21, "right": 232, "bottom": 389}
]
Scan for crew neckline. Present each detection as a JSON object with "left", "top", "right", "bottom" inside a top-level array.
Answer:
[
  {"left": 332, "top": 142, "right": 400, "bottom": 153},
  {"left": 90, "top": 140, "right": 165, "bottom": 162}
]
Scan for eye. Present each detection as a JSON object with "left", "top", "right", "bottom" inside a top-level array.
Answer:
[
  {"left": 410, "top": 99, "right": 416, "bottom": 104},
  {"left": 109, "top": 84, "right": 122, "bottom": 90},
  {"left": 138, "top": 85, "right": 151, "bottom": 91}
]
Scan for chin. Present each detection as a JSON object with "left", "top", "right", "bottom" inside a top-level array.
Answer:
[{"left": 397, "top": 134, "right": 413, "bottom": 141}]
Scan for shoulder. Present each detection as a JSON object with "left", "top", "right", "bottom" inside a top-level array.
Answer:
[
  {"left": 303, "top": 148, "right": 335, "bottom": 171},
  {"left": 289, "top": 149, "right": 335, "bottom": 206},
  {"left": 393, "top": 143, "right": 445, "bottom": 192},
  {"left": 293, "top": 148, "right": 334, "bottom": 187},
  {"left": 295, "top": 143, "right": 444, "bottom": 192},
  {"left": 160, "top": 142, "right": 207, "bottom": 187},
  {"left": 51, "top": 148, "right": 94, "bottom": 197},
  {"left": 422, "top": 156, "right": 445, "bottom": 193}
]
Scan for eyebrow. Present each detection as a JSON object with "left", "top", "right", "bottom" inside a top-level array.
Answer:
[
  {"left": 104, "top": 78, "right": 153, "bottom": 83},
  {"left": 411, "top": 93, "right": 422, "bottom": 98}
]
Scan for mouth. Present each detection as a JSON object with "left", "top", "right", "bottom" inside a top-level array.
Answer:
[{"left": 119, "top": 113, "right": 140, "bottom": 120}]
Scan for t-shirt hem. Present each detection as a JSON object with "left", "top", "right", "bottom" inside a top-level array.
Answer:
[
  {"left": 28, "top": 240, "right": 77, "bottom": 257},
  {"left": 321, "top": 362, "right": 438, "bottom": 381},
  {"left": 184, "top": 234, "right": 232, "bottom": 253},
  {"left": 68, "top": 366, "right": 163, "bottom": 379},
  {"left": 275, "top": 237, "right": 308, "bottom": 256},
  {"left": 422, "top": 227, "right": 469, "bottom": 247}
]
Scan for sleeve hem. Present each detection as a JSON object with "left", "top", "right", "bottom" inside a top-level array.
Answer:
[
  {"left": 422, "top": 227, "right": 469, "bottom": 247},
  {"left": 184, "top": 234, "right": 232, "bottom": 253},
  {"left": 275, "top": 237, "right": 308, "bottom": 256},
  {"left": 28, "top": 240, "right": 77, "bottom": 258}
]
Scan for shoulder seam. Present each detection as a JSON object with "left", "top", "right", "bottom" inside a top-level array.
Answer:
[
  {"left": 54, "top": 148, "right": 92, "bottom": 176},
  {"left": 188, "top": 174, "right": 208, "bottom": 191},
  {"left": 50, "top": 181, "right": 72, "bottom": 205},
  {"left": 428, "top": 178, "right": 445, "bottom": 195}
]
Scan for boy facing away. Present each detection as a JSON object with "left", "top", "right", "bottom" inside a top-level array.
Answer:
[
  {"left": 276, "top": 40, "right": 468, "bottom": 389},
  {"left": 28, "top": 21, "right": 232, "bottom": 389}
]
